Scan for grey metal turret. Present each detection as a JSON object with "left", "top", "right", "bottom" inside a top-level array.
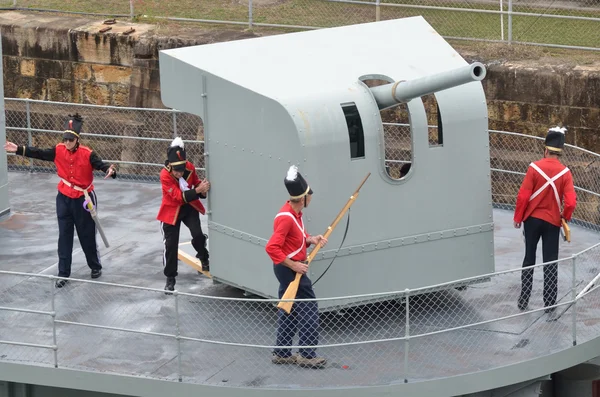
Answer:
[
  {"left": 369, "top": 62, "right": 487, "bottom": 110},
  {"left": 159, "top": 16, "right": 495, "bottom": 308}
]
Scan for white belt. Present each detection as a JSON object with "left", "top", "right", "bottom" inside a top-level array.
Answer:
[
  {"left": 61, "top": 178, "right": 94, "bottom": 207},
  {"left": 528, "top": 163, "right": 570, "bottom": 210},
  {"left": 274, "top": 212, "right": 306, "bottom": 259}
]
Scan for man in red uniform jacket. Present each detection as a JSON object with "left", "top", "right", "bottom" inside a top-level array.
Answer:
[
  {"left": 4, "top": 113, "right": 116, "bottom": 288},
  {"left": 513, "top": 126, "right": 577, "bottom": 313},
  {"left": 157, "top": 137, "right": 210, "bottom": 292},
  {"left": 265, "top": 165, "right": 328, "bottom": 368}
]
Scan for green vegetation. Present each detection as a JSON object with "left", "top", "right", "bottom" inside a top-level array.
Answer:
[{"left": 8, "top": 0, "right": 600, "bottom": 48}]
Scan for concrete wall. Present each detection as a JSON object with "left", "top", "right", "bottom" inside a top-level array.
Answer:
[
  {"left": 0, "top": 11, "right": 598, "bottom": 149},
  {"left": 0, "top": 11, "right": 261, "bottom": 109}
]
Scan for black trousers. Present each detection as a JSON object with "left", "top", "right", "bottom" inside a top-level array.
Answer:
[
  {"left": 56, "top": 191, "right": 102, "bottom": 278},
  {"left": 519, "top": 216, "right": 560, "bottom": 308},
  {"left": 161, "top": 204, "right": 208, "bottom": 278},
  {"left": 273, "top": 264, "right": 320, "bottom": 359}
]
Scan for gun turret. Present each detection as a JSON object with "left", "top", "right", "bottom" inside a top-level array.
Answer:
[{"left": 368, "top": 62, "right": 486, "bottom": 110}]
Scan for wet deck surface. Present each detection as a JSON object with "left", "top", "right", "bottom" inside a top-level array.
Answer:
[{"left": 2, "top": 171, "right": 600, "bottom": 389}]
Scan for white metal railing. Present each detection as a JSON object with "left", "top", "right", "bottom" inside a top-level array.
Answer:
[
  {"left": 1, "top": 244, "right": 600, "bottom": 386},
  {"left": 4, "top": 100, "right": 600, "bottom": 387}
]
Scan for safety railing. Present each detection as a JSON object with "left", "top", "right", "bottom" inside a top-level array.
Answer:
[
  {"left": 4, "top": 99, "right": 600, "bottom": 387},
  {"left": 2, "top": 244, "right": 600, "bottom": 387},
  {"left": 4, "top": 98, "right": 205, "bottom": 181}
]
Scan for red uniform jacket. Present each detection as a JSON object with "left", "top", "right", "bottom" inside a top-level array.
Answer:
[
  {"left": 514, "top": 157, "right": 577, "bottom": 227},
  {"left": 16, "top": 143, "right": 115, "bottom": 198},
  {"left": 156, "top": 161, "right": 206, "bottom": 226},
  {"left": 265, "top": 202, "right": 313, "bottom": 264}
]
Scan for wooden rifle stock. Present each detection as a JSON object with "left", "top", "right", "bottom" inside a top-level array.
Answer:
[
  {"left": 561, "top": 218, "right": 571, "bottom": 242},
  {"left": 277, "top": 172, "right": 371, "bottom": 314}
]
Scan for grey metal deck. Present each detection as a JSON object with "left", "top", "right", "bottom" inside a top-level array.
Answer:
[{"left": 2, "top": 171, "right": 600, "bottom": 394}]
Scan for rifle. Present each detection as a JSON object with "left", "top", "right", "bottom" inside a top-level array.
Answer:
[
  {"left": 277, "top": 172, "right": 371, "bottom": 314},
  {"left": 86, "top": 199, "right": 110, "bottom": 248}
]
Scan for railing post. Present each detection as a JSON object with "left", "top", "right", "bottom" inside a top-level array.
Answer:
[
  {"left": 50, "top": 277, "right": 58, "bottom": 368},
  {"left": 248, "top": 0, "right": 253, "bottom": 29},
  {"left": 403, "top": 288, "right": 409, "bottom": 383},
  {"left": 507, "top": 0, "right": 513, "bottom": 44},
  {"left": 172, "top": 109, "right": 178, "bottom": 138},
  {"left": 174, "top": 291, "right": 183, "bottom": 382},
  {"left": 26, "top": 99, "right": 32, "bottom": 172},
  {"left": 129, "top": 0, "right": 134, "bottom": 19},
  {"left": 375, "top": 0, "right": 381, "bottom": 22},
  {"left": 499, "top": 0, "right": 504, "bottom": 41},
  {"left": 572, "top": 256, "right": 577, "bottom": 346}
]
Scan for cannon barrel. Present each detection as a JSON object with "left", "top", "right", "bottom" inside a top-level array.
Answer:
[{"left": 368, "top": 62, "right": 486, "bottom": 110}]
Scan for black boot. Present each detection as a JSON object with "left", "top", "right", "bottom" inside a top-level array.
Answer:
[
  {"left": 196, "top": 253, "right": 210, "bottom": 272},
  {"left": 517, "top": 296, "right": 529, "bottom": 311},
  {"left": 55, "top": 279, "right": 69, "bottom": 289},
  {"left": 201, "top": 258, "right": 210, "bottom": 272},
  {"left": 164, "top": 277, "right": 176, "bottom": 294}
]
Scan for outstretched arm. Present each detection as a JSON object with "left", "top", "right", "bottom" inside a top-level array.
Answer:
[
  {"left": 90, "top": 151, "right": 117, "bottom": 179},
  {"left": 5, "top": 141, "right": 56, "bottom": 162}
]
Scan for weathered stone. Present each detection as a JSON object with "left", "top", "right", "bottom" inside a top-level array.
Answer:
[
  {"left": 92, "top": 64, "right": 131, "bottom": 84},
  {"left": 73, "top": 64, "right": 92, "bottom": 80},
  {"left": 74, "top": 32, "right": 113, "bottom": 65},
  {"left": 133, "top": 39, "right": 157, "bottom": 58},
  {"left": 82, "top": 82, "right": 110, "bottom": 105},
  {"left": 580, "top": 107, "right": 600, "bottom": 129},
  {"left": 34, "top": 59, "right": 68, "bottom": 79},
  {"left": 72, "top": 81, "right": 83, "bottom": 103},
  {"left": 13, "top": 75, "right": 47, "bottom": 100},
  {"left": 20, "top": 59, "right": 34, "bottom": 76},
  {"left": 3, "top": 56, "right": 19, "bottom": 75},
  {"left": 46, "top": 79, "right": 73, "bottom": 102},
  {"left": 128, "top": 86, "right": 166, "bottom": 109},
  {"left": 111, "top": 84, "right": 130, "bottom": 106},
  {"left": 573, "top": 128, "right": 600, "bottom": 152},
  {"left": 502, "top": 102, "right": 522, "bottom": 122}
]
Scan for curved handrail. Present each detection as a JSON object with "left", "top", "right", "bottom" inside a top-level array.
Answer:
[{"left": 3, "top": 128, "right": 600, "bottom": 390}]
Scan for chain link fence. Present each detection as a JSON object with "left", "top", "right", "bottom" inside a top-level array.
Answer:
[
  {"left": 2, "top": 244, "right": 600, "bottom": 386},
  {"left": 5, "top": 98, "right": 206, "bottom": 182},
  {"left": 490, "top": 130, "right": 600, "bottom": 229},
  {"left": 7, "top": 99, "right": 600, "bottom": 229},
  {"left": 4, "top": 98, "right": 600, "bottom": 387},
  {"left": 3, "top": 0, "right": 599, "bottom": 50}
]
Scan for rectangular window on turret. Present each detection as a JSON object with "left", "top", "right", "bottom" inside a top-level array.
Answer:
[{"left": 342, "top": 103, "right": 365, "bottom": 159}]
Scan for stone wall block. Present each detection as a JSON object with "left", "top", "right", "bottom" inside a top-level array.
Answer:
[
  {"left": 109, "top": 35, "right": 136, "bottom": 67},
  {"left": 46, "top": 79, "right": 73, "bottom": 103},
  {"left": 82, "top": 82, "right": 110, "bottom": 105},
  {"left": 111, "top": 84, "right": 130, "bottom": 106},
  {"left": 72, "top": 81, "right": 83, "bottom": 104},
  {"left": 580, "top": 108, "right": 600, "bottom": 129},
  {"left": 3, "top": 56, "right": 19, "bottom": 75},
  {"left": 20, "top": 59, "right": 34, "bottom": 76},
  {"left": 73, "top": 63, "right": 92, "bottom": 80},
  {"left": 502, "top": 102, "right": 522, "bottom": 122},
  {"left": 34, "top": 59, "right": 68, "bottom": 80},
  {"left": 74, "top": 32, "right": 113, "bottom": 65},
  {"left": 14, "top": 76, "right": 47, "bottom": 100},
  {"left": 573, "top": 128, "right": 600, "bottom": 154},
  {"left": 527, "top": 103, "right": 551, "bottom": 125},
  {"left": 92, "top": 64, "right": 131, "bottom": 84}
]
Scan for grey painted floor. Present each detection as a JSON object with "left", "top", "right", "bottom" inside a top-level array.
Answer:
[{"left": 1, "top": 171, "right": 600, "bottom": 389}]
